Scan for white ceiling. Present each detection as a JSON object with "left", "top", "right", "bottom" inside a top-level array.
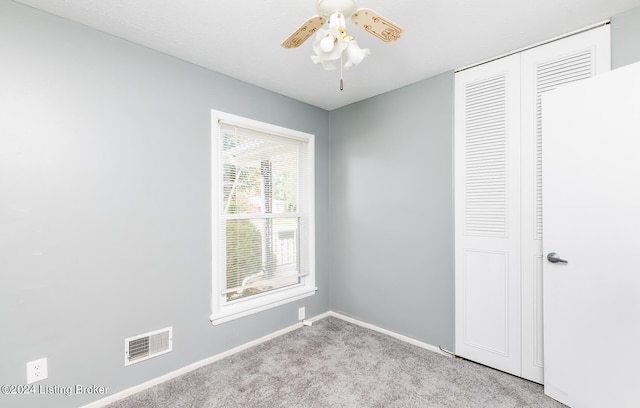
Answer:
[{"left": 14, "top": 0, "right": 640, "bottom": 111}]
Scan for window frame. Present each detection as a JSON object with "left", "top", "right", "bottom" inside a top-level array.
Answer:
[{"left": 210, "top": 110, "right": 316, "bottom": 325}]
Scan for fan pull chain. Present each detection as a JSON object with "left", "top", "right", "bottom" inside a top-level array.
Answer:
[{"left": 340, "top": 54, "right": 344, "bottom": 91}]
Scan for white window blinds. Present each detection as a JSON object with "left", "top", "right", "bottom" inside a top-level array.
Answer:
[{"left": 218, "top": 122, "right": 310, "bottom": 301}]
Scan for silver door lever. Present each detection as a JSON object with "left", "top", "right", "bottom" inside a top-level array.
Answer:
[{"left": 547, "top": 252, "right": 568, "bottom": 264}]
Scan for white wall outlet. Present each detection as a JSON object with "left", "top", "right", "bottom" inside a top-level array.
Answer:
[
  {"left": 298, "top": 307, "right": 305, "bottom": 320},
  {"left": 26, "top": 358, "right": 48, "bottom": 384}
]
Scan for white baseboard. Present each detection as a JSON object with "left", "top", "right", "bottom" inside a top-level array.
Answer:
[
  {"left": 81, "top": 321, "right": 304, "bottom": 408},
  {"left": 83, "top": 311, "right": 449, "bottom": 407},
  {"left": 325, "top": 311, "right": 452, "bottom": 358}
]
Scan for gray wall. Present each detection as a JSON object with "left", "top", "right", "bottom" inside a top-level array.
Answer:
[
  {"left": 329, "top": 73, "right": 455, "bottom": 351},
  {"left": 0, "top": 1, "right": 330, "bottom": 407},
  {"left": 612, "top": 6, "right": 640, "bottom": 69}
]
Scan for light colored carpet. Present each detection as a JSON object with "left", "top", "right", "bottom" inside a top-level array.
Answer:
[{"left": 107, "top": 317, "right": 565, "bottom": 407}]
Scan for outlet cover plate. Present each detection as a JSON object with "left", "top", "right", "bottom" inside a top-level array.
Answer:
[
  {"left": 298, "top": 307, "right": 305, "bottom": 320},
  {"left": 26, "top": 358, "right": 48, "bottom": 384}
]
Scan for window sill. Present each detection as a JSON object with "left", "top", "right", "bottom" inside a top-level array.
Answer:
[{"left": 210, "top": 286, "right": 317, "bottom": 326}]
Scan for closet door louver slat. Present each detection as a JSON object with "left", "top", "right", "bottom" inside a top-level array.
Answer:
[
  {"left": 534, "top": 50, "right": 594, "bottom": 239},
  {"left": 464, "top": 74, "right": 508, "bottom": 236}
]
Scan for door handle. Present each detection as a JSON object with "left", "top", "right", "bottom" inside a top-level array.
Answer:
[{"left": 547, "top": 252, "right": 568, "bottom": 264}]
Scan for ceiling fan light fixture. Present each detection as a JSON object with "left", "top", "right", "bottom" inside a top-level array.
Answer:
[
  {"left": 320, "top": 35, "right": 336, "bottom": 53},
  {"left": 343, "top": 39, "right": 370, "bottom": 69},
  {"left": 311, "top": 12, "right": 351, "bottom": 71},
  {"left": 311, "top": 31, "right": 347, "bottom": 70},
  {"left": 282, "top": 0, "right": 403, "bottom": 83}
]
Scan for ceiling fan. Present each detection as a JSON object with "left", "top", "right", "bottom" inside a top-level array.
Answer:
[{"left": 281, "top": 0, "right": 404, "bottom": 78}]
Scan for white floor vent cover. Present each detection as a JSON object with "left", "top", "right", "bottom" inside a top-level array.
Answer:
[{"left": 124, "top": 327, "right": 173, "bottom": 366}]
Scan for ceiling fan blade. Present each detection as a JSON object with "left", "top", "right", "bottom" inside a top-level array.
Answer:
[
  {"left": 281, "top": 16, "right": 327, "bottom": 49},
  {"left": 351, "top": 8, "right": 404, "bottom": 43}
]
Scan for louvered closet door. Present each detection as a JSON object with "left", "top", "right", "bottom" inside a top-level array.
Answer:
[
  {"left": 454, "top": 54, "right": 522, "bottom": 377},
  {"left": 520, "top": 25, "right": 610, "bottom": 383},
  {"left": 455, "top": 25, "right": 611, "bottom": 383}
]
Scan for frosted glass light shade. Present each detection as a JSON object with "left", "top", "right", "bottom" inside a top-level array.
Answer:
[
  {"left": 320, "top": 35, "right": 336, "bottom": 53},
  {"left": 310, "top": 11, "right": 369, "bottom": 71},
  {"left": 311, "top": 28, "right": 348, "bottom": 70},
  {"left": 343, "top": 39, "right": 370, "bottom": 69}
]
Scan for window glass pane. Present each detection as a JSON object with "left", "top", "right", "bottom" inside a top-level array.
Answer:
[
  {"left": 225, "top": 217, "right": 300, "bottom": 301},
  {"left": 222, "top": 127, "right": 298, "bottom": 215}
]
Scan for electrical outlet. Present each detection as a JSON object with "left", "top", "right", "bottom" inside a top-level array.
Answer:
[
  {"left": 298, "top": 307, "right": 305, "bottom": 320},
  {"left": 26, "top": 358, "right": 48, "bottom": 384}
]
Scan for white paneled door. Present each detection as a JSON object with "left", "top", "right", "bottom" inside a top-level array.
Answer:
[
  {"left": 519, "top": 26, "right": 610, "bottom": 382},
  {"left": 542, "top": 61, "right": 640, "bottom": 407},
  {"left": 454, "top": 54, "right": 522, "bottom": 377}
]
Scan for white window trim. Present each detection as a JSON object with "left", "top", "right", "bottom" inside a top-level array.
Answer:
[{"left": 210, "top": 110, "right": 316, "bottom": 325}]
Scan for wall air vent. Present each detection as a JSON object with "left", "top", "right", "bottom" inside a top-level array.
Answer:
[{"left": 124, "top": 327, "right": 173, "bottom": 366}]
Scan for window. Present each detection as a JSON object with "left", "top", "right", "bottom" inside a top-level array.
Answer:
[{"left": 210, "top": 110, "right": 315, "bottom": 324}]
